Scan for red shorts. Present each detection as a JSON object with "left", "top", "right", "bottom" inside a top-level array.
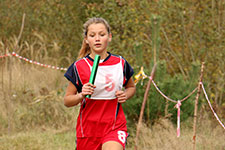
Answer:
[{"left": 76, "top": 130, "right": 128, "bottom": 150}]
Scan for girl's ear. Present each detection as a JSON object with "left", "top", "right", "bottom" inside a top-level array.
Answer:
[
  {"left": 85, "top": 38, "right": 89, "bottom": 44},
  {"left": 108, "top": 33, "right": 112, "bottom": 42}
]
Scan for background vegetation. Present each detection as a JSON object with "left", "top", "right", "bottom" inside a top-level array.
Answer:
[{"left": 0, "top": 0, "right": 224, "bottom": 149}]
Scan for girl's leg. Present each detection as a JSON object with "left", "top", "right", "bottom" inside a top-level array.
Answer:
[
  {"left": 102, "top": 130, "right": 128, "bottom": 150},
  {"left": 102, "top": 141, "right": 123, "bottom": 150}
]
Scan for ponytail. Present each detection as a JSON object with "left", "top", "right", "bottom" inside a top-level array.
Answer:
[{"left": 77, "top": 39, "right": 90, "bottom": 59}]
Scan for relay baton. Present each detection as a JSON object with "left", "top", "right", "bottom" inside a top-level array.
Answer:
[{"left": 86, "top": 55, "right": 100, "bottom": 98}]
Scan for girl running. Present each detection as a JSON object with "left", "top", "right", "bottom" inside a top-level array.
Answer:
[{"left": 64, "top": 17, "right": 136, "bottom": 150}]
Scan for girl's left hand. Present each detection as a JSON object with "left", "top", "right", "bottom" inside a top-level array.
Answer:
[{"left": 115, "top": 90, "right": 127, "bottom": 103}]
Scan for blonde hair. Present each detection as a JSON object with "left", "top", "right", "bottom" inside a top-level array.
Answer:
[{"left": 77, "top": 17, "right": 111, "bottom": 59}]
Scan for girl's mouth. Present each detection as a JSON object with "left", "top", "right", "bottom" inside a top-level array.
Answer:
[{"left": 95, "top": 44, "right": 101, "bottom": 47}]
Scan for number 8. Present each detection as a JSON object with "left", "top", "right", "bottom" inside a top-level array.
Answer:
[{"left": 117, "top": 131, "right": 126, "bottom": 144}]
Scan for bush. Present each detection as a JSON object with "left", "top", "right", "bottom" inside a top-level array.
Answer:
[{"left": 124, "top": 61, "right": 202, "bottom": 125}]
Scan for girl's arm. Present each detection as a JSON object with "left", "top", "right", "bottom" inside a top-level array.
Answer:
[
  {"left": 116, "top": 78, "right": 136, "bottom": 103},
  {"left": 64, "top": 81, "right": 96, "bottom": 107}
]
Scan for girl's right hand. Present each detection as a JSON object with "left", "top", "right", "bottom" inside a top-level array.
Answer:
[{"left": 81, "top": 82, "right": 96, "bottom": 97}]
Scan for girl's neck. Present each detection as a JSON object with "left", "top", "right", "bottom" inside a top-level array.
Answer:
[{"left": 89, "top": 52, "right": 108, "bottom": 60}]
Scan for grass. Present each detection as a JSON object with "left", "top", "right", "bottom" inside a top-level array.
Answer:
[
  {"left": 127, "top": 118, "right": 225, "bottom": 150},
  {"left": 0, "top": 129, "right": 76, "bottom": 150},
  {"left": 0, "top": 117, "right": 224, "bottom": 150}
]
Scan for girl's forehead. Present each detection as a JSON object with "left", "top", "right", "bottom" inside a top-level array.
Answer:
[{"left": 88, "top": 23, "right": 107, "bottom": 33}]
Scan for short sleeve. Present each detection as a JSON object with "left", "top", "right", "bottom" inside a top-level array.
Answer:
[
  {"left": 64, "top": 62, "right": 82, "bottom": 92},
  {"left": 123, "top": 57, "right": 134, "bottom": 86}
]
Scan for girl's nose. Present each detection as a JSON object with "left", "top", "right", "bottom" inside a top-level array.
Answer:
[{"left": 95, "top": 35, "right": 100, "bottom": 41}]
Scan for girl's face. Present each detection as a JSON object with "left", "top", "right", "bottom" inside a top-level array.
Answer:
[{"left": 86, "top": 23, "right": 111, "bottom": 56}]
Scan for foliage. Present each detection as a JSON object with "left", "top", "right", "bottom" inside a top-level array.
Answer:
[
  {"left": 0, "top": 0, "right": 86, "bottom": 66},
  {"left": 124, "top": 60, "right": 201, "bottom": 124},
  {"left": 0, "top": 0, "right": 224, "bottom": 127}
]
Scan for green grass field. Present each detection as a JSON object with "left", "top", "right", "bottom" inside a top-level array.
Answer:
[
  {"left": 0, "top": 130, "right": 76, "bottom": 150},
  {"left": 1, "top": 117, "right": 224, "bottom": 150}
]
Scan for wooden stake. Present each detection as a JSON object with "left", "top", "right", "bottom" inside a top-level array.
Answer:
[
  {"left": 193, "top": 62, "right": 204, "bottom": 150},
  {"left": 151, "top": 15, "right": 160, "bottom": 65},
  {"left": 1, "top": 51, "right": 5, "bottom": 100},
  {"left": 8, "top": 50, "right": 12, "bottom": 134},
  {"left": 7, "top": 13, "right": 26, "bottom": 134},
  {"left": 1, "top": 53, "right": 6, "bottom": 127},
  {"left": 135, "top": 64, "right": 157, "bottom": 150},
  {"left": 165, "top": 99, "right": 169, "bottom": 117}
]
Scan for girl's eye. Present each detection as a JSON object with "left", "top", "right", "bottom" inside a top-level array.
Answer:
[{"left": 89, "top": 34, "right": 95, "bottom": 37}]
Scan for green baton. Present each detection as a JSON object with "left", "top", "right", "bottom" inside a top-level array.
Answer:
[{"left": 86, "top": 55, "right": 100, "bottom": 98}]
